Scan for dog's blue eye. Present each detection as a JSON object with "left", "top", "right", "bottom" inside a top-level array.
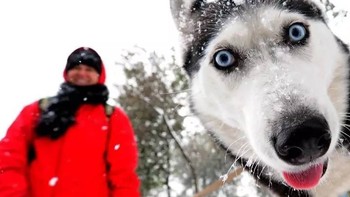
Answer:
[
  {"left": 214, "top": 50, "right": 236, "bottom": 69},
  {"left": 288, "top": 23, "right": 307, "bottom": 42}
]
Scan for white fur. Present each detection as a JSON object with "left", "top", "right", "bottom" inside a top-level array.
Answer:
[
  {"left": 185, "top": 4, "right": 350, "bottom": 196},
  {"left": 171, "top": 0, "right": 350, "bottom": 195}
]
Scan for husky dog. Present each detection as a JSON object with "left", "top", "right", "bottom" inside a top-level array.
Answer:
[{"left": 170, "top": 0, "right": 350, "bottom": 196}]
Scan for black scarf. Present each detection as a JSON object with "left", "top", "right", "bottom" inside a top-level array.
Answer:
[{"left": 35, "top": 82, "right": 109, "bottom": 139}]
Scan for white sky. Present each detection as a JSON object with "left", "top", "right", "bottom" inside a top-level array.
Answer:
[
  {"left": 0, "top": 0, "right": 179, "bottom": 136},
  {"left": 0, "top": 0, "right": 349, "bottom": 137}
]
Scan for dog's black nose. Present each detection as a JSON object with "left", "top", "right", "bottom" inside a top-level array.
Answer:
[{"left": 274, "top": 117, "right": 331, "bottom": 165}]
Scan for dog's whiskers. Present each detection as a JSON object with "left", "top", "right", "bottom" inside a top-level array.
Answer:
[
  {"left": 225, "top": 136, "right": 247, "bottom": 163},
  {"left": 249, "top": 156, "right": 261, "bottom": 177},
  {"left": 258, "top": 163, "right": 267, "bottom": 179},
  {"left": 221, "top": 143, "right": 252, "bottom": 186},
  {"left": 234, "top": 143, "right": 249, "bottom": 164}
]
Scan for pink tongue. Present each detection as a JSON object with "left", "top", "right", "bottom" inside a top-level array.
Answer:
[{"left": 282, "top": 164, "right": 323, "bottom": 190}]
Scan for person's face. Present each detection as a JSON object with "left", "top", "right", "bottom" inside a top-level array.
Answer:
[{"left": 66, "top": 64, "right": 100, "bottom": 86}]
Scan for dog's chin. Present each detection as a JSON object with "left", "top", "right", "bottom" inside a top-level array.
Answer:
[{"left": 281, "top": 160, "right": 328, "bottom": 190}]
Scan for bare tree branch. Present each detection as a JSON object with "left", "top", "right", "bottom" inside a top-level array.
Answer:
[
  {"left": 163, "top": 114, "right": 199, "bottom": 193},
  {"left": 137, "top": 93, "right": 199, "bottom": 193}
]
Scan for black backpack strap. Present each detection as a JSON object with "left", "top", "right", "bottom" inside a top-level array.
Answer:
[
  {"left": 104, "top": 104, "right": 115, "bottom": 176},
  {"left": 104, "top": 104, "right": 115, "bottom": 120},
  {"left": 28, "top": 97, "right": 51, "bottom": 164},
  {"left": 38, "top": 97, "right": 52, "bottom": 112}
]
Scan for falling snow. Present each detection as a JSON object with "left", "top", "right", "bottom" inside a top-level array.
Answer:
[
  {"left": 49, "top": 177, "right": 59, "bottom": 187},
  {"left": 114, "top": 144, "right": 120, "bottom": 150},
  {"left": 101, "top": 125, "right": 108, "bottom": 131},
  {"left": 220, "top": 174, "right": 229, "bottom": 183}
]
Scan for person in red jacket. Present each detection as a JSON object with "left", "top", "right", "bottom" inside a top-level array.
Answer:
[{"left": 0, "top": 47, "right": 140, "bottom": 197}]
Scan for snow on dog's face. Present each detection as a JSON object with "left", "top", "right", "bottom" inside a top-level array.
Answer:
[{"left": 171, "top": 0, "right": 350, "bottom": 190}]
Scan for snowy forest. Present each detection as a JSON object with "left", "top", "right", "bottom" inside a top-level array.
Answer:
[{"left": 114, "top": 1, "right": 349, "bottom": 196}]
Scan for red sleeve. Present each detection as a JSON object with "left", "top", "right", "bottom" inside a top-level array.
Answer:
[
  {"left": 0, "top": 102, "right": 39, "bottom": 197},
  {"left": 107, "top": 107, "right": 140, "bottom": 197}
]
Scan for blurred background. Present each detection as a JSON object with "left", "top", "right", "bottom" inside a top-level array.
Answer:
[{"left": 0, "top": 0, "right": 349, "bottom": 196}]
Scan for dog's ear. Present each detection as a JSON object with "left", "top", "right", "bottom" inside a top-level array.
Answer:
[
  {"left": 170, "top": 0, "right": 206, "bottom": 36},
  {"left": 170, "top": 0, "right": 237, "bottom": 38},
  {"left": 170, "top": 0, "right": 238, "bottom": 75}
]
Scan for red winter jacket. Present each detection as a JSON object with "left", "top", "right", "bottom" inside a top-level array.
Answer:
[
  {"left": 0, "top": 102, "right": 140, "bottom": 197},
  {"left": 0, "top": 54, "right": 140, "bottom": 197}
]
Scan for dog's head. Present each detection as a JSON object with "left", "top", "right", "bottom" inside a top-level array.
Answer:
[{"left": 171, "top": 0, "right": 350, "bottom": 190}]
